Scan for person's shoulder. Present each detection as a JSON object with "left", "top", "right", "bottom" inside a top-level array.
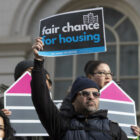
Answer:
[
  {"left": 109, "top": 120, "right": 120, "bottom": 130},
  {"left": 109, "top": 120, "right": 121, "bottom": 138},
  {"left": 109, "top": 120, "right": 128, "bottom": 140},
  {"left": 109, "top": 120, "right": 119, "bottom": 125}
]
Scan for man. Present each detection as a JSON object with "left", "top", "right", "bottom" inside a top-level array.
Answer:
[
  {"left": 31, "top": 37, "right": 127, "bottom": 140},
  {"left": 84, "top": 60, "right": 140, "bottom": 138},
  {"left": 61, "top": 60, "right": 140, "bottom": 139}
]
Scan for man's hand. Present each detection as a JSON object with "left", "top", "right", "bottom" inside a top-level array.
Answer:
[
  {"left": 1, "top": 108, "right": 12, "bottom": 116},
  {"left": 32, "top": 37, "right": 44, "bottom": 61},
  {"left": 131, "top": 125, "right": 140, "bottom": 136}
]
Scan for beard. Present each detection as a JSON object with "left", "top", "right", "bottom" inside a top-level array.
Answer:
[
  {"left": 85, "top": 101, "right": 98, "bottom": 112},
  {"left": 78, "top": 101, "right": 98, "bottom": 115}
]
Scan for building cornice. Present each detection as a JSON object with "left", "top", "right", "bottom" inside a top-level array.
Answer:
[{"left": 0, "top": 36, "right": 32, "bottom": 51}]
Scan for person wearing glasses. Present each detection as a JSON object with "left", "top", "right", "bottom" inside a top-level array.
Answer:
[
  {"left": 14, "top": 60, "right": 52, "bottom": 140},
  {"left": 1, "top": 60, "right": 52, "bottom": 117},
  {"left": 60, "top": 60, "right": 139, "bottom": 139},
  {"left": 84, "top": 60, "right": 113, "bottom": 89},
  {"left": 84, "top": 60, "right": 140, "bottom": 138},
  {"left": 31, "top": 37, "right": 127, "bottom": 140}
]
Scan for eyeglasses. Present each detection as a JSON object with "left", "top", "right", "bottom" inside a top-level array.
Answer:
[
  {"left": 78, "top": 91, "right": 100, "bottom": 98},
  {"left": 93, "top": 71, "right": 113, "bottom": 77}
]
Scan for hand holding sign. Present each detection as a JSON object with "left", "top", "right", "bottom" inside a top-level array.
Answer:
[
  {"left": 100, "top": 80, "right": 138, "bottom": 139},
  {"left": 39, "top": 7, "right": 106, "bottom": 57},
  {"left": 131, "top": 126, "right": 140, "bottom": 136},
  {"left": 32, "top": 37, "right": 44, "bottom": 61}
]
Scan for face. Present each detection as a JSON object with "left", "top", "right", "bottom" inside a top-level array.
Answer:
[
  {"left": 72, "top": 88, "right": 100, "bottom": 115},
  {"left": 0, "top": 117, "right": 4, "bottom": 138},
  {"left": 89, "top": 63, "right": 112, "bottom": 89}
]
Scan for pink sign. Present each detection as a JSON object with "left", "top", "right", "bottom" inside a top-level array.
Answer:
[
  {"left": 6, "top": 72, "right": 31, "bottom": 94},
  {"left": 100, "top": 81, "right": 133, "bottom": 102}
]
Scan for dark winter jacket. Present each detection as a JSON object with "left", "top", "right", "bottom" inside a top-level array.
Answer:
[{"left": 31, "top": 59, "right": 128, "bottom": 140}]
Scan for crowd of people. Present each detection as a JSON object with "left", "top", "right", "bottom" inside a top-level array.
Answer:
[
  {"left": 31, "top": 37, "right": 140, "bottom": 140},
  {"left": 0, "top": 36, "right": 139, "bottom": 139}
]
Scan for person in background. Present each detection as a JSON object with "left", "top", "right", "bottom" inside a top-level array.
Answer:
[
  {"left": 14, "top": 60, "right": 52, "bottom": 91},
  {"left": 60, "top": 60, "right": 140, "bottom": 139},
  {"left": 0, "top": 59, "right": 52, "bottom": 114},
  {"left": 84, "top": 60, "right": 113, "bottom": 89},
  {"left": 0, "top": 60, "right": 52, "bottom": 140},
  {"left": 0, "top": 110, "right": 15, "bottom": 140},
  {"left": 14, "top": 60, "right": 52, "bottom": 140},
  {"left": 84, "top": 60, "right": 140, "bottom": 138}
]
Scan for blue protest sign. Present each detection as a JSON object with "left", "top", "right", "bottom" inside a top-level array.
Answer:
[{"left": 39, "top": 7, "right": 106, "bottom": 57}]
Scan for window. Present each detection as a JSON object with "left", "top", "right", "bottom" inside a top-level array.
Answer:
[{"left": 54, "top": 7, "right": 139, "bottom": 110}]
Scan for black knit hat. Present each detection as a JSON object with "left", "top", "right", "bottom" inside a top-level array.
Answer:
[
  {"left": 70, "top": 76, "right": 99, "bottom": 101},
  {"left": 14, "top": 60, "right": 34, "bottom": 81}
]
